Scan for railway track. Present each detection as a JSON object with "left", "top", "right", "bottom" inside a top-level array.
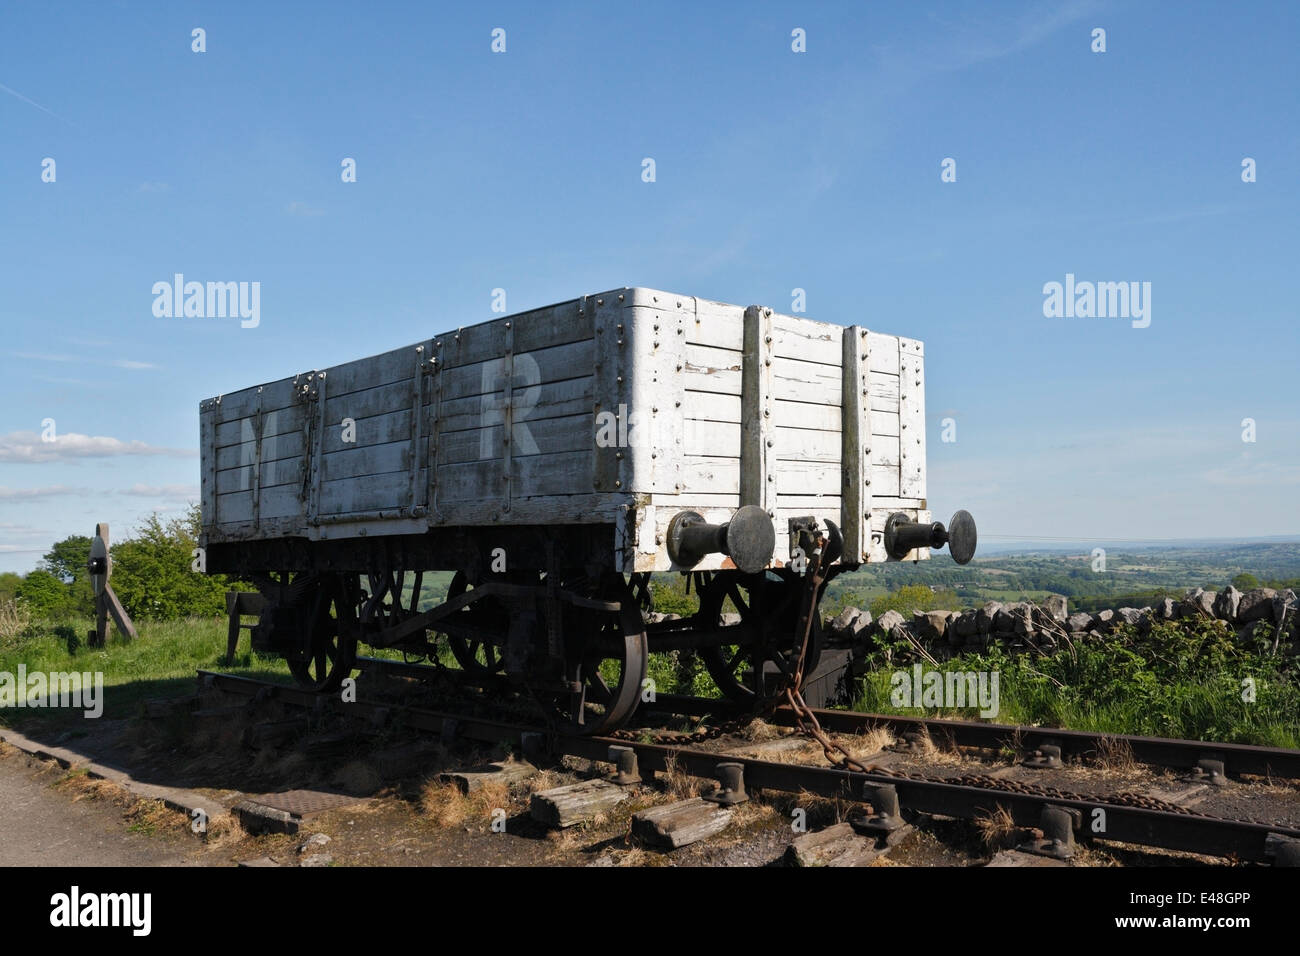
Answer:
[
  {"left": 353, "top": 655, "right": 1300, "bottom": 782},
  {"left": 192, "top": 667, "right": 1300, "bottom": 865}
]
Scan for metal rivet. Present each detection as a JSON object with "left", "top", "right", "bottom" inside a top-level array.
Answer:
[
  {"left": 614, "top": 479, "right": 622, "bottom": 488},
  {"left": 598, "top": 298, "right": 604, "bottom": 306},
  {"left": 505, "top": 321, "right": 511, "bottom": 329},
  {"left": 616, "top": 452, "right": 623, "bottom": 459}
]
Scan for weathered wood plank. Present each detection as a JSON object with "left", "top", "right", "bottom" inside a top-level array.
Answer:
[
  {"left": 439, "top": 760, "right": 537, "bottom": 795},
  {"left": 630, "top": 797, "right": 733, "bottom": 849},
  {"left": 739, "top": 306, "right": 774, "bottom": 511},
  {"left": 770, "top": 313, "right": 842, "bottom": 366},
  {"left": 438, "top": 413, "right": 589, "bottom": 465},
  {"left": 529, "top": 779, "right": 629, "bottom": 829},
  {"left": 439, "top": 339, "right": 595, "bottom": 403},
  {"left": 841, "top": 325, "right": 871, "bottom": 563},
  {"left": 438, "top": 377, "right": 592, "bottom": 434},
  {"left": 786, "top": 822, "right": 893, "bottom": 867}
]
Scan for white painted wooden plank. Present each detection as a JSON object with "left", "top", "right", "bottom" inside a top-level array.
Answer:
[
  {"left": 772, "top": 426, "right": 840, "bottom": 461},
  {"left": 684, "top": 391, "right": 742, "bottom": 423},
  {"left": 680, "top": 456, "right": 740, "bottom": 494},
  {"left": 769, "top": 313, "right": 842, "bottom": 366},
  {"left": 773, "top": 398, "right": 840, "bottom": 432},
  {"left": 867, "top": 332, "right": 900, "bottom": 375},
  {"left": 684, "top": 419, "right": 740, "bottom": 457}
]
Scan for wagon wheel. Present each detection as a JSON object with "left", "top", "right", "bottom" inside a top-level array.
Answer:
[
  {"left": 537, "top": 573, "right": 648, "bottom": 735},
  {"left": 443, "top": 571, "right": 509, "bottom": 675},
  {"left": 697, "top": 572, "right": 821, "bottom": 702},
  {"left": 288, "top": 574, "right": 359, "bottom": 693}
]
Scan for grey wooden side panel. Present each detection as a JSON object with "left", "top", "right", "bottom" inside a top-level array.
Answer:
[{"left": 840, "top": 325, "right": 871, "bottom": 563}]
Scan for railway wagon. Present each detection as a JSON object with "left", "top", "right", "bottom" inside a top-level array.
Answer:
[{"left": 199, "top": 287, "right": 975, "bottom": 733}]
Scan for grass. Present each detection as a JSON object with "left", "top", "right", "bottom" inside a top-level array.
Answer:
[
  {"left": 852, "top": 618, "right": 1300, "bottom": 748},
  {"left": 0, "top": 616, "right": 294, "bottom": 731}
]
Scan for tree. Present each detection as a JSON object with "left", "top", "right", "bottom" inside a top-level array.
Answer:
[
  {"left": 38, "top": 535, "right": 95, "bottom": 616},
  {"left": 870, "top": 584, "right": 962, "bottom": 619},
  {"left": 1231, "top": 573, "right": 1259, "bottom": 591},
  {"left": 41, "top": 535, "right": 91, "bottom": 583},
  {"left": 110, "top": 506, "right": 232, "bottom": 621},
  {"left": 15, "top": 569, "right": 75, "bottom": 618}
]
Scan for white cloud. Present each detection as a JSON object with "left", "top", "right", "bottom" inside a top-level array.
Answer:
[
  {"left": 121, "top": 483, "right": 199, "bottom": 497},
  {"left": 0, "top": 431, "right": 195, "bottom": 463},
  {"left": 0, "top": 485, "right": 89, "bottom": 499},
  {"left": 10, "top": 351, "right": 156, "bottom": 370}
]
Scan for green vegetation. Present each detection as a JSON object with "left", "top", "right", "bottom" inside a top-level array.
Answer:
[
  {"left": 854, "top": 617, "right": 1300, "bottom": 747},
  {"left": 867, "top": 584, "right": 962, "bottom": 619}
]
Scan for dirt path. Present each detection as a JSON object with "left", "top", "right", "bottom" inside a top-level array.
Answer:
[{"left": 0, "top": 752, "right": 195, "bottom": 867}]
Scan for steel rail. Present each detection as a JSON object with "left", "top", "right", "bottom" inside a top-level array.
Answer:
[{"left": 194, "top": 670, "right": 1300, "bottom": 864}]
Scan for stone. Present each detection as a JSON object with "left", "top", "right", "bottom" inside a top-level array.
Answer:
[
  {"left": 1066, "top": 612, "right": 1093, "bottom": 632},
  {"left": 720, "top": 612, "right": 742, "bottom": 626},
  {"left": 300, "top": 854, "right": 334, "bottom": 868},
  {"left": 831, "top": 606, "right": 862, "bottom": 638},
  {"left": 1180, "top": 588, "right": 1215, "bottom": 618},
  {"left": 952, "top": 611, "right": 978, "bottom": 638},
  {"left": 1042, "top": 594, "right": 1068, "bottom": 622},
  {"left": 1212, "top": 586, "right": 1241, "bottom": 622},
  {"left": 912, "top": 610, "right": 951, "bottom": 641},
  {"left": 976, "top": 602, "right": 1002, "bottom": 634},
  {"left": 1272, "top": 589, "right": 1297, "bottom": 627},
  {"left": 1092, "top": 609, "right": 1115, "bottom": 631},
  {"left": 297, "top": 833, "right": 332, "bottom": 854},
  {"left": 1115, "top": 607, "right": 1143, "bottom": 627},
  {"left": 876, "top": 609, "right": 906, "bottom": 635},
  {"left": 844, "top": 610, "right": 873, "bottom": 642},
  {"left": 1156, "top": 598, "right": 1176, "bottom": 620},
  {"left": 1237, "top": 589, "right": 1277, "bottom": 625}
]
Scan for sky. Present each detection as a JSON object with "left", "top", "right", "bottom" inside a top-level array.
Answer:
[{"left": 1, "top": 1, "right": 1297, "bottom": 572}]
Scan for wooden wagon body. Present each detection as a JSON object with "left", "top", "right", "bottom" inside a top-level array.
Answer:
[{"left": 198, "top": 287, "right": 930, "bottom": 572}]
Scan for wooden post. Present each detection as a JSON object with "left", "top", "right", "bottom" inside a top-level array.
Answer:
[{"left": 86, "top": 523, "right": 137, "bottom": 647}]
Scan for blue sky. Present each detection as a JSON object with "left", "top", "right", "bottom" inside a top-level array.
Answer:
[{"left": 1, "top": 1, "right": 1297, "bottom": 572}]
